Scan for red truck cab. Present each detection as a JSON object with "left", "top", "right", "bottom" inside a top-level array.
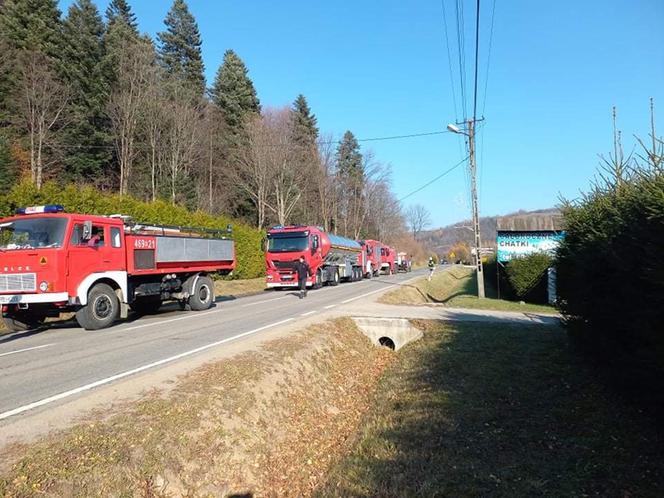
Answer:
[
  {"left": 0, "top": 206, "right": 235, "bottom": 331},
  {"left": 265, "top": 225, "right": 363, "bottom": 289}
]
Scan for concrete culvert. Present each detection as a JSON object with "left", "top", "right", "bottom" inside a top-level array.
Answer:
[
  {"left": 352, "top": 317, "right": 423, "bottom": 351},
  {"left": 378, "top": 337, "right": 396, "bottom": 350}
]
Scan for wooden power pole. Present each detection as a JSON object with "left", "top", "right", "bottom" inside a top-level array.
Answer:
[{"left": 468, "top": 118, "right": 485, "bottom": 298}]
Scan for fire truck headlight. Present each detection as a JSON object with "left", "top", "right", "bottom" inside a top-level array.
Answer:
[{"left": 39, "top": 281, "right": 49, "bottom": 292}]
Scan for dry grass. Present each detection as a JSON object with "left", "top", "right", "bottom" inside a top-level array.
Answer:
[
  {"left": 380, "top": 266, "right": 555, "bottom": 314},
  {"left": 316, "top": 320, "right": 664, "bottom": 497},
  {"left": 0, "top": 319, "right": 394, "bottom": 498},
  {"left": 214, "top": 277, "right": 266, "bottom": 298}
]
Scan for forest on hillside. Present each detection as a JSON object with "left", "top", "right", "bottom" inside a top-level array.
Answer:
[{"left": 0, "top": 0, "right": 407, "bottom": 243}]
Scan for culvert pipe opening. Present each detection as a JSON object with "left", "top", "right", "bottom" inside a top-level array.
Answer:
[
  {"left": 351, "top": 317, "right": 423, "bottom": 352},
  {"left": 378, "top": 337, "right": 396, "bottom": 350}
]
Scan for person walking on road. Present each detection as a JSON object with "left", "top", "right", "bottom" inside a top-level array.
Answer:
[
  {"left": 295, "top": 256, "right": 311, "bottom": 299},
  {"left": 428, "top": 256, "right": 435, "bottom": 281}
]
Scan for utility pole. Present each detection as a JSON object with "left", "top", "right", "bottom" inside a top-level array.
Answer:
[{"left": 468, "top": 118, "right": 485, "bottom": 298}]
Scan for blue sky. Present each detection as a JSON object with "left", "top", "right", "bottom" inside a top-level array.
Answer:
[{"left": 61, "top": 0, "right": 664, "bottom": 228}]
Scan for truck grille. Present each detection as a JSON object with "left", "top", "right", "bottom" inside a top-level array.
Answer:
[
  {"left": 0, "top": 273, "right": 37, "bottom": 293},
  {"left": 273, "top": 261, "right": 295, "bottom": 270}
]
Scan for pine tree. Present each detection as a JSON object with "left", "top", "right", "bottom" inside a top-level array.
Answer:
[
  {"left": 211, "top": 50, "right": 261, "bottom": 131},
  {"left": 291, "top": 94, "right": 318, "bottom": 146},
  {"left": 105, "top": 0, "right": 138, "bottom": 33},
  {"left": 61, "top": 0, "right": 110, "bottom": 183},
  {"left": 157, "top": 0, "right": 205, "bottom": 96},
  {"left": 0, "top": 0, "right": 62, "bottom": 57},
  {"left": 335, "top": 130, "right": 364, "bottom": 237},
  {"left": 336, "top": 131, "right": 362, "bottom": 178}
]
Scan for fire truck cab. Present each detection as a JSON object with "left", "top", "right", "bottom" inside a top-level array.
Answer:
[{"left": 0, "top": 206, "right": 235, "bottom": 331}]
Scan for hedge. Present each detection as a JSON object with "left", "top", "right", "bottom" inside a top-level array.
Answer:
[
  {"left": 556, "top": 167, "right": 664, "bottom": 408},
  {"left": 505, "top": 252, "right": 552, "bottom": 303},
  {"left": 0, "top": 181, "right": 265, "bottom": 279}
]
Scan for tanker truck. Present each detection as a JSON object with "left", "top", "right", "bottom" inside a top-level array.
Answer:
[{"left": 265, "top": 225, "right": 364, "bottom": 289}]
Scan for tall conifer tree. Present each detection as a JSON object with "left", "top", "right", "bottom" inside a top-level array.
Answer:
[
  {"left": 0, "top": 0, "right": 62, "bottom": 57},
  {"left": 105, "top": 0, "right": 138, "bottom": 33},
  {"left": 291, "top": 94, "right": 318, "bottom": 146},
  {"left": 157, "top": 0, "right": 205, "bottom": 96},
  {"left": 61, "top": 0, "right": 110, "bottom": 182},
  {"left": 211, "top": 50, "right": 261, "bottom": 132}
]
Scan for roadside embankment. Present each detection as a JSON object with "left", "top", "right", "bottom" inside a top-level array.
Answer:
[
  {"left": 380, "top": 265, "right": 556, "bottom": 314},
  {"left": 0, "top": 318, "right": 394, "bottom": 497},
  {"left": 317, "top": 320, "right": 664, "bottom": 497}
]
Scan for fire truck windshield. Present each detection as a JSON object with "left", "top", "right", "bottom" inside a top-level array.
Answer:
[
  {"left": 0, "top": 217, "right": 68, "bottom": 250},
  {"left": 267, "top": 234, "right": 309, "bottom": 253}
]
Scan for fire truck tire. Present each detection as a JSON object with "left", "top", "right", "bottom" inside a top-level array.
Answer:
[
  {"left": 76, "top": 283, "right": 120, "bottom": 330},
  {"left": 330, "top": 269, "right": 340, "bottom": 286},
  {"left": 366, "top": 268, "right": 372, "bottom": 279},
  {"left": 314, "top": 269, "right": 323, "bottom": 289},
  {"left": 189, "top": 275, "right": 215, "bottom": 311},
  {"left": 130, "top": 297, "right": 162, "bottom": 315},
  {"left": 2, "top": 314, "right": 45, "bottom": 332}
]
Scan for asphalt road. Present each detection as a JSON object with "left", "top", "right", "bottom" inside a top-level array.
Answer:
[{"left": 0, "top": 269, "right": 425, "bottom": 422}]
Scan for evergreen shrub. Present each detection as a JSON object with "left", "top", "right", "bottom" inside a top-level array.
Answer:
[
  {"left": 0, "top": 181, "right": 265, "bottom": 279},
  {"left": 505, "top": 252, "right": 552, "bottom": 303},
  {"left": 557, "top": 167, "right": 664, "bottom": 407}
]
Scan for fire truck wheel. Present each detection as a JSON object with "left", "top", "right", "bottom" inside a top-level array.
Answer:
[
  {"left": 76, "top": 283, "right": 120, "bottom": 330},
  {"left": 366, "top": 268, "right": 372, "bottom": 279},
  {"left": 2, "top": 314, "right": 45, "bottom": 332},
  {"left": 130, "top": 297, "right": 162, "bottom": 315},
  {"left": 330, "top": 269, "right": 340, "bottom": 286},
  {"left": 314, "top": 269, "right": 323, "bottom": 289},
  {"left": 189, "top": 275, "right": 215, "bottom": 311}
]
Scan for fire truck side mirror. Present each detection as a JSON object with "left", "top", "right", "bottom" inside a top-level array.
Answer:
[{"left": 82, "top": 221, "right": 93, "bottom": 241}]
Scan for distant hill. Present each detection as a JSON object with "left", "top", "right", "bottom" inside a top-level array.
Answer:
[{"left": 420, "top": 208, "right": 561, "bottom": 256}]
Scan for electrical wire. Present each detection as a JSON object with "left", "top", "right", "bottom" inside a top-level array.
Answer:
[
  {"left": 398, "top": 156, "right": 469, "bottom": 202},
  {"left": 472, "top": 0, "right": 481, "bottom": 122},
  {"left": 440, "top": 0, "right": 459, "bottom": 123},
  {"left": 53, "top": 129, "right": 455, "bottom": 151},
  {"left": 481, "top": 0, "right": 496, "bottom": 117}
]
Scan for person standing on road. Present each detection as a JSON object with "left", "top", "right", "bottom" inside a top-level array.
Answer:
[
  {"left": 295, "top": 256, "right": 311, "bottom": 299},
  {"left": 428, "top": 256, "right": 435, "bottom": 281}
]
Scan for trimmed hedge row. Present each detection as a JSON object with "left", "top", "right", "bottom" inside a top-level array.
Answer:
[
  {"left": 505, "top": 252, "right": 552, "bottom": 302},
  {"left": 0, "top": 181, "right": 265, "bottom": 279},
  {"left": 556, "top": 168, "right": 664, "bottom": 407}
]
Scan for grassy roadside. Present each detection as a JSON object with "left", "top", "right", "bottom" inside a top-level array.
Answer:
[
  {"left": 214, "top": 276, "right": 266, "bottom": 298},
  {"left": 316, "top": 320, "right": 664, "bottom": 497},
  {"left": 380, "top": 266, "right": 555, "bottom": 313},
  {"left": 0, "top": 319, "right": 393, "bottom": 497}
]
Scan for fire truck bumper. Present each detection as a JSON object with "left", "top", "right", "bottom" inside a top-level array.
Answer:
[{"left": 0, "top": 292, "right": 69, "bottom": 305}]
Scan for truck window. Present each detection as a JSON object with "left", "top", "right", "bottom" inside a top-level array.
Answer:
[
  {"left": 111, "top": 227, "right": 122, "bottom": 248},
  {"left": 0, "top": 217, "right": 67, "bottom": 250},
  {"left": 71, "top": 224, "right": 105, "bottom": 247}
]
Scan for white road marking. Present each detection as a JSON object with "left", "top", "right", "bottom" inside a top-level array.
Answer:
[
  {"left": 240, "top": 296, "right": 289, "bottom": 307},
  {"left": 0, "top": 318, "right": 295, "bottom": 421},
  {"left": 324, "top": 304, "right": 336, "bottom": 309},
  {"left": 340, "top": 285, "right": 397, "bottom": 304},
  {"left": 300, "top": 310, "right": 317, "bottom": 317},
  {"left": 0, "top": 343, "right": 54, "bottom": 358}
]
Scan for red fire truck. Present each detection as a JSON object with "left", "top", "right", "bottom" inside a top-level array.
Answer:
[
  {"left": 265, "top": 225, "right": 364, "bottom": 289},
  {"left": 360, "top": 239, "right": 395, "bottom": 277},
  {"left": 0, "top": 206, "right": 235, "bottom": 331}
]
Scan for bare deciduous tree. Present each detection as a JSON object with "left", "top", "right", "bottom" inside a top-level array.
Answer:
[
  {"left": 406, "top": 204, "right": 432, "bottom": 239},
  {"left": 14, "top": 50, "right": 69, "bottom": 190},
  {"left": 108, "top": 38, "right": 154, "bottom": 195}
]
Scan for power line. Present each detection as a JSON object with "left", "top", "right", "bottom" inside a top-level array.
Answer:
[
  {"left": 455, "top": 0, "right": 468, "bottom": 120},
  {"left": 440, "top": 0, "right": 459, "bottom": 122},
  {"left": 52, "top": 129, "right": 455, "bottom": 151},
  {"left": 398, "top": 156, "right": 468, "bottom": 202},
  {"left": 481, "top": 0, "right": 497, "bottom": 117},
  {"left": 472, "top": 0, "right": 481, "bottom": 122}
]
